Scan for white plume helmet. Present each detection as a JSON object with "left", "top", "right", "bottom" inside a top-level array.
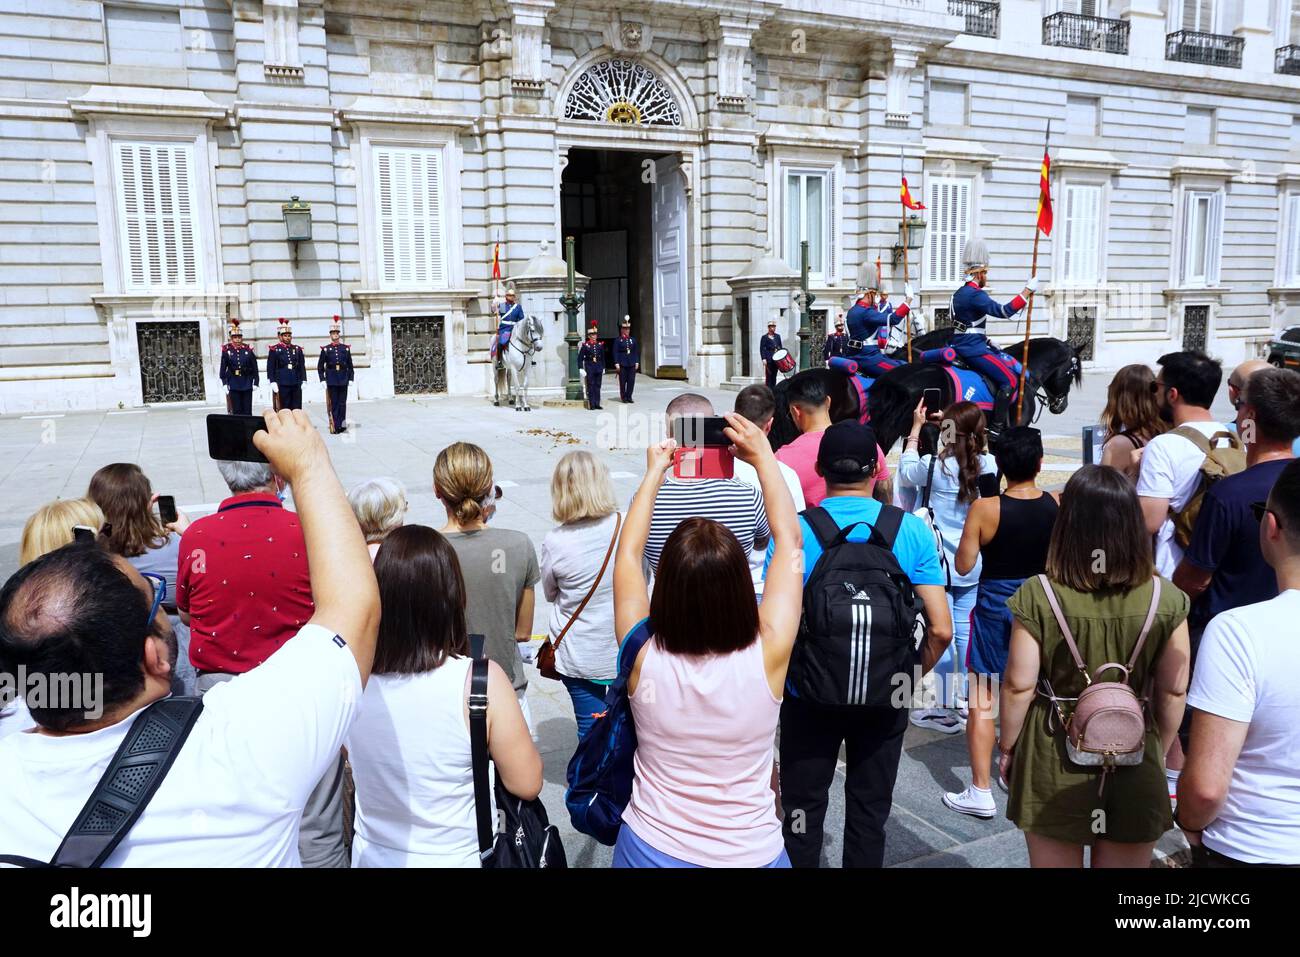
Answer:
[
  {"left": 961, "top": 238, "right": 990, "bottom": 275},
  {"left": 856, "top": 261, "right": 883, "bottom": 292}
]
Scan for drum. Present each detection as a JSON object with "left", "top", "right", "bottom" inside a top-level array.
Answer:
[{"left": 772, "top": 348, "right": 796, "bottom": 373}]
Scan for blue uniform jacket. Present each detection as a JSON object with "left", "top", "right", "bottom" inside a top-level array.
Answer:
[
  {"left": 614, "top": 335, "right": 640, "bottom": 367},
  {"left": 823, "top": 333, "right": 850, "bottom": 361},
  {"left": 760, "top": 333, "right": 782, "bottom": 361},
  {"left": 578, "top": 341, "right": 604, "bottom": 370},
  {"left": 267, "top": 342, "right": 307, "bottom": 387},
  {"left": 219, "top": 344, "right": 259, "bottom": 390},
  {"left": 318, "top": 342, "right": 354, "bottom": 386},
  {"left": 497, "top": 301, "right": 523, "bottom": 332},
  {"left": 950, "top": 281, "right": 1026, "bottom": 334}
]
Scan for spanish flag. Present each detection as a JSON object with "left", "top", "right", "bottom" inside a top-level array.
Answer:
[
  {"left": 901, "top": 176, "right": 925, "bottom": 211},
  {"left": 1036, "top": 150, "right": 1053, "bottom": 236},
  {"left": 492, "top": 241, "right": 501, "bottom": 280}
]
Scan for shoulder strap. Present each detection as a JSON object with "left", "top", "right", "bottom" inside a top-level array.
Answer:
[
  {"left": 800, "top": 507, "right": 842, "bottom": 551},
  {"left": 617, "top": 618, "right": 655, "bottom": 676},
  {"left": 921, "top": 453, "right": 939, "bottom": 509},
  {"left": 467, "top": 654, "right": 494, "bottom": 863},
  {"left": 1125, "top": 577, "right": 1163, "bottom": 673},
  {"left": 869, "top": 504, "right": 905, "bottom": 550},
  {"left": 1171, "top": 424, "right": 1213, "bottom": 454},
  {"left": 552, "top": 513, "right": 622, "bottom": 653},
  {"left": 1, "top": 696, "right": 204, "bottom": 868},
  {"left": 1036, "top": 574, "right": 1088, "bottom": 677}
]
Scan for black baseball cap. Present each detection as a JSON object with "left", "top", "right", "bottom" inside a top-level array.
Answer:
[{"left": 817, "top": 420, "right": 879, "bottom": 483}]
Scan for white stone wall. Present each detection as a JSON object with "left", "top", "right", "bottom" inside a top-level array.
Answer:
[{"left": 1, "top": 0, "right": 1298, "bottom": 412}]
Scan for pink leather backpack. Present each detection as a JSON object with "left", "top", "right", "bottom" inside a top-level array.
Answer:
[{"left": 1037, "top": 576, "right": 1162, "bottom": 792}]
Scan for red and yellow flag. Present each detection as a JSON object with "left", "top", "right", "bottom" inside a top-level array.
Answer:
[
  {"left": 901, "top": 176, "right": 925, "bottom": 211},
  {"left": 1036, "top": 150, "right": 1053, "bottom": 236},
  {"left": 492, "top": 241, "right": 501, "bottom": 280}
]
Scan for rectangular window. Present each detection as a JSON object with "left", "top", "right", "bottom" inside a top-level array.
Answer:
[
  {"left": 374, "top": 146, "right": 447, "bottom": 288},
  {"left": 1186, "top": 107, "right": 1215, "bottom": 145},
  {"left": 1065, "top": 96, "right": 1100, "bottom": 137},
  {"left": 927, "top": 81, "right": 968, "bottom": 126},
  {"left": 105, "top": 5, "right": 184, "bottom": 70},
  {"left": 1290, "top": 117, "right": 1300, "bottom": 148},
  {"left": 112, "top": 141, "right": 200, "bottom": 292},
  {"left": 783, "top": 170, "right": 830, "bottom": 277},
  {"left": 1181, "top": 0, "right": 1214, "bottom": 33},
  {"left": 925, "top": 175, "right": 972, "bottom": 287},
  {"left": 1061, "top": 182, "right": 1103, "bottom": 285},
  {"left": 1181, "top": 188, "right": 1222, "bottom": 286}
]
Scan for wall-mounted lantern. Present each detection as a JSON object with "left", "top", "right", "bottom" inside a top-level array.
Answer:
[
  {"left": 891, "top": 214, "right": 927, "bottom": 269},
  {"left": 282, "top": 195, "right": 312, "bottom": 267}
]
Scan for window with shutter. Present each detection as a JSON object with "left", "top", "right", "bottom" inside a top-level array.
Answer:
[
  {"left": 926, "top": 175, "right": 972, "bottom": 287},
  {"left": 1181, "top": 188, "right": 1223, "bottom": 286},
  {"left": 1062, "top": 183, "right": 1102, "bottom": 285},
  {"left": 374, "top": 146, "right": 447, "bottom": 288},
  {"left": 782, "top": 169, "right": 831, "bottom": 278},
  {"left": 1287, "top": 193, "right": 1300, "bottom": 285},
  {"left": 113, "top": 141, "right": 200, "bottom": 292}
]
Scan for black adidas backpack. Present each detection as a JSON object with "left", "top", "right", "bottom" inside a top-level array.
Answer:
[{"left": 790, "top": 505, "right": 925, "bottom": 708}]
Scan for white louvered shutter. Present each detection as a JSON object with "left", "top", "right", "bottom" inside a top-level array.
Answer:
[
  {"left": 1063, "top": 183, "right": 1102, "bottom": 285},
  {"left": 374, "top": 146, "right": 446, "bottom": 287},
  {"left": 1288, "top": 194, "right": 1300, "bottom": 285},
  {"left": 927, "top": 175, "right": 971, "bottom": 287},
  {"left": 1206, "top": 190, "right": 1223, "bottom": 285},
  {"left": 114, "top": 141, "right": 200, "bottom": 291}
]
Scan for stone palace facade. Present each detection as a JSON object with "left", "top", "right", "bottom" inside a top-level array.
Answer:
[{"left": 3, "top": 0, "right": 1300, "bottom": 412}]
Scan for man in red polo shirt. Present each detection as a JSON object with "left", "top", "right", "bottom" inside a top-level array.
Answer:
[{"left": 178, "top": 459, "right": 344, "bottom": 868}]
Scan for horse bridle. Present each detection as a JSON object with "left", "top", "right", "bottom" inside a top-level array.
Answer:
[{"left": 506, "top": 317, "right": 541, "bottom": 359}]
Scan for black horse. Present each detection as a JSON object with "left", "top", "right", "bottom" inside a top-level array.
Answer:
[{"left": 770, "top": 335, "right": 1082, "bottom": 454}]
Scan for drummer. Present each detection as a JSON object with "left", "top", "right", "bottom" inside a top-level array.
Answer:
[{"left": 760, "top": 319, "right": 784, "bottom": 389}]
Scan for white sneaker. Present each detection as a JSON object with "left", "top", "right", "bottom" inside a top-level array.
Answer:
[
  {"left": 943, "top": 786, "right": 997, "bottom": 819},
  {"left": 910, "top": 710, "right": 964, "bottom": 734}
]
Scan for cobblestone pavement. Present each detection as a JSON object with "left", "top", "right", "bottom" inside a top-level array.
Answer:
[{"left": 1, "top": 372, "right": 1228, "bottom": 865}]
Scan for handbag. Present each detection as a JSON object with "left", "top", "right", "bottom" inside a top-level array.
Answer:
[
  {"left": 536, "top": 512, "right": 622, "bottom": 681},
  {"left": 467, "top": 639, "right": 566, "bottom": 869},
  {"left": 1036, "top": 576, "right": 1162, "bottom": 793}
]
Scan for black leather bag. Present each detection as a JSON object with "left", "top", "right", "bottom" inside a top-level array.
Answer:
[{"left": 468, "top": 636, "right": 566, "bottom": 869}]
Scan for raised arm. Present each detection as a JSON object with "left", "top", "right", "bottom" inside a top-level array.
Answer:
[
  {"left": 254, "top": 409, "right": 380, "bottom": 685},
  {"left": 613, "top": 439, "right": 674, "bottom": 643},
  {"left": 724, "top": 412, "right": 803, "bottom": 690}
]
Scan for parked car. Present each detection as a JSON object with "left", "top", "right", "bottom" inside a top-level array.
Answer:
[{"left": 1268, "top": 326, "right": 1300, "bottom": 370}]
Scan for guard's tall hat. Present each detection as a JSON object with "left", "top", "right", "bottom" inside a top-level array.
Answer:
[{"left": 961, "top": 238, "right": 990, "bottom": 275}]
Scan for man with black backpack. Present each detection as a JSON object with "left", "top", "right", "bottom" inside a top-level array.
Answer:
[{"left": 766, "top": 420, "right": 953, "bottom": 867}]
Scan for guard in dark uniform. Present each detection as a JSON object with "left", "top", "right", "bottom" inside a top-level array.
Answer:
[
  {"left": 614, "top": 315, "right": 639, "bottom": 403},
  {"left": 267, "top": 319, "right": 307, "bottom": 411},
  {"left": 951, "top": 237, "right": 1035, "bottom": 402},
  {"left": 823, "top": 317, "right": 850, "bottom": 365},
  {"left": 219, "top": 320, "right": 258, "bottom": 415},
  {"left": 760, "top": 320, "right": 783, "bottom": 389},
  {"left": 317, "top": 317, "right": 354, "bottom": 434},
  {"left": 578, "top": 325, "right": 604, "bottom": 410}
]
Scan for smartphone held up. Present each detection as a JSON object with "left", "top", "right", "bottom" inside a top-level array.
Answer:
[
  {"left": 206, "top": 414, "right": 269, "bottom": 464},
  {"left": 671, "top": 415, "right": 734, "bottom": 480}
]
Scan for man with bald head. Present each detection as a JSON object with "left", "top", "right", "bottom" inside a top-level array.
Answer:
[
  {"left": 640, "top": 392, "right": 770, "bottom": 576},
  {"left": 1226, "top": 358, "right": 1271, "bottom": 411},
  {"left": 0, "top": 410, "right": 380, "bottom": 866}
]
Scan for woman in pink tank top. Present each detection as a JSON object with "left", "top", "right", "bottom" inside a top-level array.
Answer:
[{"left": 611, "top": 410, "right": 806, "bottom": 867}]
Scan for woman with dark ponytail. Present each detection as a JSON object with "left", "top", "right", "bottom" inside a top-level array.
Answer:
[{"left": 898, "top": 400, "right": 997, "bottom": 733}]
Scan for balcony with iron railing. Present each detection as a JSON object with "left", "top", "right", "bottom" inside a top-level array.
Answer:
[
  {"left": 1043, "top": 12, "right": 1129, "bottom": 55},
  {"left": 948, "top": 0, "right": 999, "bottom": 39},
  {"left": 1165, "top": 30, "right": 1244, "bottom": 69},
  {"left": 1277, "top": 45, "right": 1300, "bottom": 75}
]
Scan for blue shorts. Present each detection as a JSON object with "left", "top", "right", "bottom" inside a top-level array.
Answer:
[
  {"left": 612, "top": 822, "right": 791, "bottom": 869},
  {"left": 968, "top": 577, "right": 1024, "bottom": 677}
]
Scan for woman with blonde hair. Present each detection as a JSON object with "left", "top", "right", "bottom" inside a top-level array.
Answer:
[
  {"left": 1100, "top": 364, "right": 1168, "bottom": 481},
  {"left": 435, "top": 442, "right": 540, "bottom": 734},
  {"left": 348, "top": 477, "right": 409, "bottom": 560},
  {"left": 18, "top": 498, "right": 105, "bottom": 566},
  {"left": 540, "top": 450, "right": 622, "bottom": 740}
]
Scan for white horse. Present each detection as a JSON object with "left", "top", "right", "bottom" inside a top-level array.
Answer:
[
  {"left": 884, "top": 308, "right": 925, "bottom": 354},
  {"left": 493, "top": 313, "right": 544, "bottom": 411}
]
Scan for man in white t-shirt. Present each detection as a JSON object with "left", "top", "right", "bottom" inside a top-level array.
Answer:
[
  {"left": 732, "top": 384, "right": 806, "bottom": 595},
  {"left": 1177, "top": 458, "right": 1300, "bottom": 866},
  {"left": 1136, "top": 351, "right": 1230, "bottom": 577},
  {"left": 0, "top": 410, "right": 380, "bottom": 867}
]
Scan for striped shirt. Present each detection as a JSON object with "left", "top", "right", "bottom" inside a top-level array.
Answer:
[{"left": 643, "top": 478, "right": 770, "bottom": 575}]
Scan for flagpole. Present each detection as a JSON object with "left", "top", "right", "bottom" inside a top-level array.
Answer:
[
  {"left": 901, "top": 148, "right": 912, "bottom": 363},
  {"left": 1017, "top": 120, "right": 1051, "bottom": 424}
]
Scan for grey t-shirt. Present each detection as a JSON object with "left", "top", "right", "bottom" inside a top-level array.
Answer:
[{"left": 444, "top": 527, "right": 540, "bottom": 692}]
